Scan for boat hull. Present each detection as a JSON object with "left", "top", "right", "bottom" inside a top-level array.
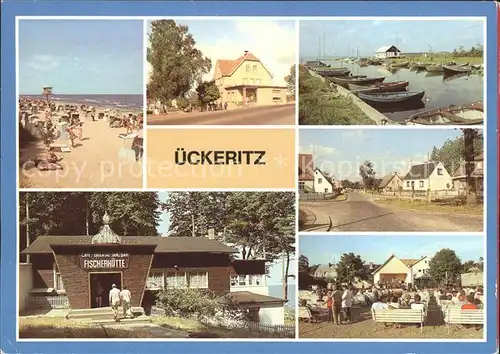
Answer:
[
  {"left": 443, "top": 65, "right": 472, "bottom": 75},
  {"left": 405, "top": 102, "right": 484, "bottom": 125},
  {"left": 348, "top": 81, "right": 409, "bottom": 93},
  {"left": 333, "top": 76, "right": 385, "bottom": 87},
  {"left": 425, "top": 65, "right": 443, "bottom": 72},
  {"left": 357, "top": 91, "right": 425, "bottom": 105}
]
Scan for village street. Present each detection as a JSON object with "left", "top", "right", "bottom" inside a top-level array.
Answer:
[
  {"left": 300, "top": 192, "right": 483, "bottom": 232},
  {"left": 147, "top": 104, "right": 295, "bottom": 125}
]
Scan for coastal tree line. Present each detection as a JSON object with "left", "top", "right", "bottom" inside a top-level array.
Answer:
[{"left": 298, "top": 249, "right": 483, "bottom": 290}]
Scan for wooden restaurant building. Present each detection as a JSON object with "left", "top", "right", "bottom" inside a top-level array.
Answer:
[{"left": 20, "top": 213, "right": 288, "bottom": 325}]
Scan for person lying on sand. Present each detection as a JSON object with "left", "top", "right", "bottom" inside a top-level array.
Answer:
[{"left": 31, "top": 152, "right": 63, "bottom": 171}]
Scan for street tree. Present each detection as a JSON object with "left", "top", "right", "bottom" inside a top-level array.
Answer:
[
  {"left": 428, "top": 248, "right": 462, "bottom": 284},
  {"left": 335, "top": 252, "right": 367, "bottom": 284},
  {"left": 196, "top": 80, "right": 221, "bottom": 111},
  {"left": 298, "top": 255, "right": 310, "bottom": 273},
  {"left": 147, "top": 20, "right": 211, "bottom": 106},
  {"left": 359, "top": 161, "right": 376, "bottom": 190}
]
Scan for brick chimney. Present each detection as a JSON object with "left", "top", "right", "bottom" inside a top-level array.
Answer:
[{"left": 244, "top": 50, "right": 249, "bottom": 55}]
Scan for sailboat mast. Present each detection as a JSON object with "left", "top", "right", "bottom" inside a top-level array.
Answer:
[
  {"left": 318, "top": 37, "right": 320, "bottom": 61},
  {"left": 323, "top": 33, "right": 326, "bottom": 60}
]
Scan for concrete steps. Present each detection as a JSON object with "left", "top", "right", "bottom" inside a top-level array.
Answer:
[{"left": 68, "top": 306, "right": 146, "bottom": 323}]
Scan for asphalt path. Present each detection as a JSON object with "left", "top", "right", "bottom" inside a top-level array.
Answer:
[{"left": 147, "top": 104, "right": 295, "bottom": 125}]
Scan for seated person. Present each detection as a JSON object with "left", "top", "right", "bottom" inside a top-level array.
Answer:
[
  {"left": 371, "top": 297, "right": 389, "bottom": 310},
  {"left": 410, "top": 294, "right": 425, "bottom": 311},
  {"left": 388, "top": 296, "right": 400, "bottom": 309},
  {"left": 461, "top": 294, "right": 479, "bottom": 310}
]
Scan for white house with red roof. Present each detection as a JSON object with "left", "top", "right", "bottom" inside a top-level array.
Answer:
[
  {"left": 372, "top": 254, "right": 430, "bottom": 286},
  {"left": 213, "top": 51, "right": 288, "bottom": 109}
]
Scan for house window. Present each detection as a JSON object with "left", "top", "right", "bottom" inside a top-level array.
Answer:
[
  {"left": 437, "top": 168, "right": 443, "bottom": 175},
  {"left": 253, "top": 65, "right": 257, "bottom": 72},
  {"left": 166, "top": 272, "right": 187, "bottom": 288},
  {"left": 318, "top": 178, "right": 322, "bottom": 184},
  {"left": 242, "top": 78, "right": 248, "bottom": 85},
  {"left": 324, "top": 188, "right": 329, "bottom": 193},
  {"left": 246, "top": 64, "right": 250, "bottom": 72},
  {"left": 299, "top": 181, "right": 305, "bottom": 190},
  {"left": 188, "top": 272, "right": 208, "bottom": 288},
  {"left": 406, "top": 181, "right": 410, "bottom": 187},
  {"left": 53, "top": 263, "right": 64, "bottom": 291},
  {"left": 419, "top": 181, "right": 424, "bottom": 188},
  {"left": 147, "top": 270, "right": 165, "bottom": 290},
  {"left": 230, "top": 275, "right": 238, "bottom": 286},
  {"left": 248, "top": 274, "right": 263, "bottom": 286},
  {"left": 250, "top": 78, "right": 255, "bottom": 85},
  {"left": 238, "top": 275, "right": 247, "bottom": 286}
]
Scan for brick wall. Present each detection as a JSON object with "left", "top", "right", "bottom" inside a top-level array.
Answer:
[{"left": 52, "top": 245, "right": 155, "bottom": 309}]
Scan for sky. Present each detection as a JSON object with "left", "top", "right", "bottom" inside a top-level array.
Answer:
[
  {"left": 300, "top": 235, "right": 484, "bottom": 266},
  {"left": 299, "top": 129, "right": 464, "bottom": 181},
  {"left": 156, "top": 192, "right": 295, "bottom": 286},
  {"left": 147, "top": 19, "right": 296, "bottom": 86},
  {"left": 300, "top": 19, "right": 484, "bottom": 58},
  {"left": 19, "top": 20, "right": 144, "bottom": 94}
]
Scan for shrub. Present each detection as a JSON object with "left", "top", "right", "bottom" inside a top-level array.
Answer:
[{"left": 156, "top": 288, "right": 246, "bottom": 320}]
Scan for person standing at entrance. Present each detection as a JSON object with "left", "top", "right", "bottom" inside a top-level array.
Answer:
[
  {"left": 120, "top": 286, "right": 133, "bottom": 318},
  {"left": 96, "top": 282, "right": 104, "bottom": 308},
  {"left": 109, "top": 284, "right": 121, "bottom": 321}
]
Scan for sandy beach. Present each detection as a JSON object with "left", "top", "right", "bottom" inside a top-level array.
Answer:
[{"left": 19, "top": 102, "right": 143, "bottom": 189}]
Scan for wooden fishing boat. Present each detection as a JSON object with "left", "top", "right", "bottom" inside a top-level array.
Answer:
[
  {"left": 316, "top": 69, "right": 351, "bottom": 77},
  {"left": 357, "top": 90, "right": 425, "bottom": 105},
  {"left": 404, "top": 101, "right": 484, "bottom": 125},
  {"left": 348, "top": 81, "right": 409, "bottom": 93},
  {"left": 332, "top": 76, "right": 385, "bottom": 87},
  {"left": 425, "top": 64, "right": 443, "bottom": 72},
  {"left": 390, "top": 61, "right": 410, "bottom": 68},
  {"left": 443, "top": 65, "right": 472, "bottom": 75}
]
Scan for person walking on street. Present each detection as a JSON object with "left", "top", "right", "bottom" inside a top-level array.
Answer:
[
  {"left": 341, "top": 285, "right": 353, "bottom": 323},
  {"left": 120, "top": 286, "right": 133, "bottom": 319},
  {"left": 109, "top": 284, "right": 121, "bottom": 321},
  {"left": 332, "top": 284, "right": 343, "bottom": 325}
]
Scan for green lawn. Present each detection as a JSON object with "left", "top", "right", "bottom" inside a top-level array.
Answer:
[
  {"left": 299, "top": 66, "right": 374, "bottom": 125},
  {"left": 390, "top": 55, "right": 483, "bottom": 65},
  {"left": 375, "top": 198, "right": 483, "bottom": 215}
]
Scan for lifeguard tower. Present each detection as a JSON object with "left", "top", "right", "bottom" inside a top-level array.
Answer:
[{"left": 42, "top": 86, "right": 53, "bottom": 103}]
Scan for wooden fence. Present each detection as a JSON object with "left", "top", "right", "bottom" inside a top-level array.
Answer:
[
  {"left": 299, "top": 192, "right": 338, "bottom": 201},
  {"left": 151, "top": 306, "right": 295, "bottom": 337}
]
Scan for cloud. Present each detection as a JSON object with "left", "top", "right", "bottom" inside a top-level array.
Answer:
[
  {"left": 27, "top": 54, "right": 60, "bottom": 71},
  {"left": 299, "top": 144, "right": 338, "bottom": 157},
  {"left": 195, "top": 20, "right": 296, "bottom": 85},
  {"left": 340, "top": 130, "right": 370, "bottom": 142}
]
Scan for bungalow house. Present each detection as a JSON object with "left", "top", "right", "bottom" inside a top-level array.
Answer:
[
  {"left": 372, "top": 255, "right": 430, "bottom": 286},
  {"left": 213, "top": 51, "right": 288, "bottom": 109},
  {"left": 19, "top": 214, "right": 287, "bottom": 326},
  {"left": 298, "top": 154, "right": 314, "bottom": 192},
  {"left": 402, "top": 161, "right": 452, "bottom": 191},
  {"left": 375, "top": 45, "right": 402, "bottom": 59},
  {"left": 378, "top": 172, "right": 404, "bottom": 193},
  {"left": 452, "top": 152, "right": 484, "bottom": 192},
  {"left": 313, "top": 264, "right": 337, "bottom": 280},
  {"left": 314, "top": 168, "right": 342, "bottom": 193}
]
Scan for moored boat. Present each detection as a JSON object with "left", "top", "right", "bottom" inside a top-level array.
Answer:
[
  {"left": 332, "top": 76, "right": 385, "bottom": 87},
  {"left": 443, "top": 65, "right": 472, "bottom": 75},
  {"left": 348, "top": 81, "right": 409, "bottom": 93},
  {"left": 315, "top": 67, "right": 351, "bottom": 77},
  {"left": 425, "top": 64, "right": 443, "bottom": 72},
  {"left": 404, "top": 101, "right": 483, "bottom": 125},
  {"left": 390, "top": 61, "right": 410, "bottom": 68},
  {"left": 357, "top": 90, "right": 425, "bottom": 105}
]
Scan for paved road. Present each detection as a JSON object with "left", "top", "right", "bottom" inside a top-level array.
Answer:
[
  {"left": 147, "top": 104, "right": 295, "bottom": 125},
  {"left": 300, "top": 192, "right": 483, "bottom": 232}
]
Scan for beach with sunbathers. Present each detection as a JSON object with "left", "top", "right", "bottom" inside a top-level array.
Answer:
[{"left": 19, "top": 96, "right": 144, "bottom": 188}]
